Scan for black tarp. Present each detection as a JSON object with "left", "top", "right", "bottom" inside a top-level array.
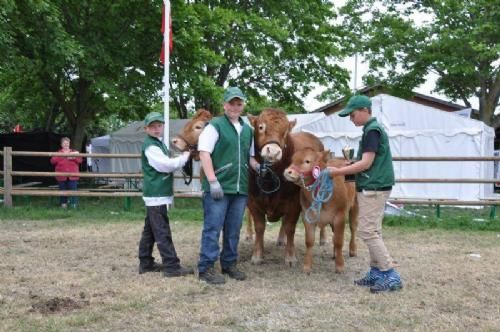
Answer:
[{"left": 0, "top": 132, "right": 65, "bottom": 185}]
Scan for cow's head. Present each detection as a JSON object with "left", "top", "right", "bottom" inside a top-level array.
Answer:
[
  {"left": 248, "top": 108, "right": 296, "bottom": 164},
  {"left": 171, "top": 108, "right": 212, "bottom": 160},
  {"left": 284, "top": 148, "right": 330, "bottom": 187}
]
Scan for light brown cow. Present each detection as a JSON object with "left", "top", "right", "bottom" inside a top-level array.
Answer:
[
  {"left": 284, "top": 148, "right": 358, "bottom": 273},
  {"left": 171, "top": 108, "right": 256, "bottom": 240},
  {"left": 248, "top": 108, "right": 324, "bottom": 265},
  {"left": 172, "top": 109, "right": 212, "bottom": 161}
]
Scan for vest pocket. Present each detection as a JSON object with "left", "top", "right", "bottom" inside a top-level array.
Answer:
[{"left": 215, "top": 163, "right": 233, "bottom": 175}]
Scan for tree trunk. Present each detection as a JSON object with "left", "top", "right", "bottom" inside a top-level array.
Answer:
[{"left": 71, "top": 118, "right": 88, "bottom": 151}]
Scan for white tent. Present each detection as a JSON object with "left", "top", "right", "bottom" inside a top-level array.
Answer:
[
  {"left": 296, "top": 94, "right": 495, "bottom": 201},
  {"left": 90, "top": 135, "right": 111, "bottom": 173}
]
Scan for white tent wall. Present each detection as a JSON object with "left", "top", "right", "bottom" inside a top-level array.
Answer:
[
  {"left": 297, "top": 94, "right": 495, "bottom": 201},
  {"left": 90, "top": 135, "right": 111, "bottom": 173}
]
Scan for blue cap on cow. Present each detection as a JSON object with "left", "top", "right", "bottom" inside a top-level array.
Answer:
[
  {"left": 224, "top": 87, "right": 247, "bottom": 103},
  {"left": 338, "top": 95, "right": 372, "bottom": 117}
]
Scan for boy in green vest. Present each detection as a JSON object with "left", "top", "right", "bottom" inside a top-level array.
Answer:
[
  {"left": 328, "top": 95, "right": 403, "bottom": 293},
  {"left": 197, "top": 87, "right": 259, "bottom": 284},
  {"left": 138, "top": 112, "right": 194, "bottom": 278}
]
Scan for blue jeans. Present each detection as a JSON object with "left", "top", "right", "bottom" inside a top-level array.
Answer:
[
  {"left": 198, "top": 192, "right": 247, "bottom": 273},
  {"left": 58, "top": 180, "right": 78, "bottom": 205}
]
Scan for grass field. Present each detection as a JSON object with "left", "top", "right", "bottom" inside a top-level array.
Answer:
[{"left": 0, "top": 198, "right": 499, "bottom": 331}]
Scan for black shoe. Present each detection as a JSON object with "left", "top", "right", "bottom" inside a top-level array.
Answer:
[
  {"left": 138, "top": 262, "right": 164, "bottom": 274},
  {"left": 164, "top": 266, "right": 194, "bottom": 278},
  {"left": 222, "top": 264, "right": 246, "bottom": 281},
  {"left": 198, "top": 267, "right": 226, "bottom": 284}
]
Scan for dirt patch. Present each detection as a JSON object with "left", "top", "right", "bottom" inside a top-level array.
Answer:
[{"left": 30, "top": 297, "right": 89, "bottom": 314}]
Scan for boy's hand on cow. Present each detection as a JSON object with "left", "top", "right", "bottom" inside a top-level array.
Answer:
[
  {"left": 209, "top": 180, "right": 224, "bottom": 200},
  {"left": 327, "top": 166, "right": 339, "bottom": 177}
]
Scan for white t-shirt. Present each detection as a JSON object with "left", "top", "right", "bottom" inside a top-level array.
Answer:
[
  {"left": 142, "top": 144, "right": 189, "bottom": 207},
  {"left": 198, "top": 123, "right": 255, "bottom": 156}
]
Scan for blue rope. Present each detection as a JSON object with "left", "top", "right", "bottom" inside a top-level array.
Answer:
[{"left": 304, "top": 169, "right": 335, "bottom": 224}]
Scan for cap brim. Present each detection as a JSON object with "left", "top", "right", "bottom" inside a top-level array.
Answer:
[
  {"left": 224, "top": 95, "right": 246, "bottom": 103},
  {"left": 338, "top": 107, "right": 354, "bottom": 117}
]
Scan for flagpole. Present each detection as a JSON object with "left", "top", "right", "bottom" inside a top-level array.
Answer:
[{"left": 163, "top": 0, "right": 170, "bottom": 144}]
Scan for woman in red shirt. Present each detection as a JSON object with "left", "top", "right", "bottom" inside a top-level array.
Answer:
[{"left": 50, "top": 137, "right": 82, "bottom": 208}]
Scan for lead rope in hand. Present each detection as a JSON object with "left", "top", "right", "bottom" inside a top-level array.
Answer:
[
  {"left": 304, "top": 169, "right": 334, "bottom": 224},
  {"left": 182, "top": 157, "right": 193, "bottom": 185}
]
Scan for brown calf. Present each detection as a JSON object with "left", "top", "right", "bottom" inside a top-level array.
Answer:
[{"left": 284, "top": 148, "right": 358, "bottom": 273}]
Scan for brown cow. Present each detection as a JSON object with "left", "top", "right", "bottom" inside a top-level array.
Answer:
[
  {"left": 171, "top": 108, "right": 256, "bottom": 240},
  {"left": 248, "top": 108, "right": 324, "bottom": 265},
  {"left": 172, "top": 109, "right": 212, "bottom": 161},
  {"left": 284, "top": 148, "right": 358, "bottom": 273}
]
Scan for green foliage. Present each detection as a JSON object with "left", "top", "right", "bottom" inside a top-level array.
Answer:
[
  {"left": 1, "top": 0, "right": 163, "bottom": 147},
  {"left": 163, "top": 0, "right": 352, "bottom": 117},
  {"left": 1, "top": 0, "right": 353, "bottom": 142},
  {"left": 342, "top": 0, "right": 500, "bottom": 125}
]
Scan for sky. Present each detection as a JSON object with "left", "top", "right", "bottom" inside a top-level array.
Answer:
[{"left": 303, "top": 55, "right": 479, "bottom": 113}]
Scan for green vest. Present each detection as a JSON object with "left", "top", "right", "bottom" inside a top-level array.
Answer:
[
  {"left": 141, "top": 135, "right": 174, "bottom": 197},
  {"left": 355, "top": 117, "right": 395, "bottom": 190},
  {"left": 201, "top": 114, "right": 253, "bottom": 194}
]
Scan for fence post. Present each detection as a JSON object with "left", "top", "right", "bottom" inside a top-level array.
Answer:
[
  {"left": 3, "top": 147, "right": 13, "bottom": 207},
  {"left": 489, "top": 206, "right": 496, "bottom": 219}
]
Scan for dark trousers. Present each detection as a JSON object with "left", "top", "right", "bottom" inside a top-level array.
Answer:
[
  {"left": 138, "top": 205, "right": 180, "bottom": 271},
  {"left": 58, "top": 180, "right": 78, "bottom": 205}
]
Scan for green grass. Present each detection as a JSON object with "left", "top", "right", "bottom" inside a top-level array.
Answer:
[
  {"left": 0, "top": 196, "right": 204, "bottom": 226},
  {"left": 384, "top": 204, "right": 500, "bottom": 231}
]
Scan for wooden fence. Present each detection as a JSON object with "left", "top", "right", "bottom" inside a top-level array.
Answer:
[{"left": 2, "top": 147, "right": 500, "bottom": 213}]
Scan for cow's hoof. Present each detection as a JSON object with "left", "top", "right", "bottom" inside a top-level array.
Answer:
[
  {"left": 335, "top": 266, "right": 345, "bottom": 274},
  {"left": 245, "top": 235, "right": 254, "bottom": 242},
  {"left": 303, "top": 267, "right": 312, "bottom": 274},
  {"left": 285, "top": 256, "right": 297, "bottom": 267},
  {"left": 349, "top": 251, "right": 357, "bottom": 257},
  {"left": 251, "top": 256, "right": 263, "bottom": 265},
  {"left": 276, "top": 240, "right": 286, "bottom": 246},
  {"left": 319, "top": 240, "right": 326, "bottom": 246}
]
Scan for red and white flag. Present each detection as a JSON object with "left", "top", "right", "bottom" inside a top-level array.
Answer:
[{"left": 160, "top": 3, "right": 173, "bottom": 64}]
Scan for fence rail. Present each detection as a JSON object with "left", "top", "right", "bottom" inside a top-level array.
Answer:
[{"left": 2, "top": 147, "right": 500, "bottom": 209}]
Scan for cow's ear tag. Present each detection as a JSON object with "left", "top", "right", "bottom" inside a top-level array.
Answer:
[{"left": 312, "top": 166, "right": 321, "bottom": 179}]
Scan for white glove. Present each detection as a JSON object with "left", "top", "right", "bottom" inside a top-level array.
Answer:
[{"left": 209, "top": 180, "right": 223, "bottom": 200}]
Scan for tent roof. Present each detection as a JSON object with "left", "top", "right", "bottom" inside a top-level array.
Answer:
[
  {"left": 298, "top": 94, "right": 494, "bottom": 139},
  {"left": 109, "top": 119, "right": 190, "bottom": 143}
]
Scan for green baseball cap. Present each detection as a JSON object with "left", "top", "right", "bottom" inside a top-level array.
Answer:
[
  {"left": 223, "top": 87, "right": 247, "bottom": 103},
  {"left": 338, "top": 95, "right": 372, "bottom": 117},
  {"left": 144, "top": 112, "right": 164, "bottom": 125}
]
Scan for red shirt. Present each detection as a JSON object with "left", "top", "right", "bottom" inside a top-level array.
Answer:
[{"left": 50, "top": 149, "right": 82, "bottom": 181}]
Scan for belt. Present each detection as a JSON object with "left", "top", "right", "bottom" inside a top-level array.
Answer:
[{"left": 357, "top": 186, "right": 392, "bottom": 192}]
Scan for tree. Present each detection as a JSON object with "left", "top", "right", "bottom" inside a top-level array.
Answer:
[
  {"left": 1, "top": 0, "right": 354, "bottom": 146},
  {"left": 0, "top": 0, "right": 162, "bottom": 148},
  {"left": 169, "top": 0, "right": 351, "bottom": 117},
  {"left": 341, "top": 0, "right": 500, "bottom": 126}
]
